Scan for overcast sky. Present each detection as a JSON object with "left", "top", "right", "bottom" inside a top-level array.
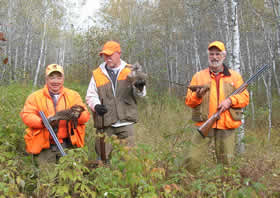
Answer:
[{"left": 75, "top": 0, "right": 101, "bottom": 29}]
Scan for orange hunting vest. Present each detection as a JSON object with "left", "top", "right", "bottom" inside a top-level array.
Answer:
[{"left": 185, "top": 66, "right": 249, "bottom": 130}]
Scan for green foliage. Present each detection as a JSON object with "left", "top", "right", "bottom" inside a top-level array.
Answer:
[
  {"left": 89, "top": 141, "right": 160, "bottom": 198},
  {"left": 50, "top": 149, "right": 96, "bottom": 198},
  {"left": 0, "top": 84, "right": 280, "bottom": 197}
]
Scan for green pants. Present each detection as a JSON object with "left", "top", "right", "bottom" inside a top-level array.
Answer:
[
  {"left": 186, "top": 128, "right": 236, "bottom": 173},
  {"left": 95, "top": 124, "right": 135, "bottom": 159}
]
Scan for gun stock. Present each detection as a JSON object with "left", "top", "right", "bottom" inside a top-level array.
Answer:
[{"left": 197, "top": 110, "right": 222, "bottom": 138}]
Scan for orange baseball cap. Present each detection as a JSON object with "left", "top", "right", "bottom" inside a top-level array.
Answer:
[
  {"left": 99, "top": 41, "right": 121, "bottom": 56},
  {"left": 208, "top": 41, "right": 225, "bottom": 51},
  {"left": 45, "top": 64, "right": 64, "bottom": 76}
]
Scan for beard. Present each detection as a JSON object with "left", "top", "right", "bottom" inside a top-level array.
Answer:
[
  {"left": 208, "top": 59, "right": 223, "bottom": 68},
  {"left": 208, "top": 58, "right": 224, "bottom": 73}
]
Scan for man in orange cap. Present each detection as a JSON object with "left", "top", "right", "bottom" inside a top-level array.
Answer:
[
  {"left": 20, "top": 64, "right": 90, "bottom": 167},
  {"left": 86, "top": 40, "right": 147, "bottom": 161},
  {"left": 185, "top": 41, "right": 249, "bottom": 173}
]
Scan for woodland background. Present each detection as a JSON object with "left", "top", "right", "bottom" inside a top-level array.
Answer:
[{"left": 0, "top": 0, "right": 280, "bottom": 197}]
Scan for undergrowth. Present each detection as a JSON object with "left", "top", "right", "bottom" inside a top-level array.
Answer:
[{"left": 0, "top": 83, "right": 279, "bottom": 197}]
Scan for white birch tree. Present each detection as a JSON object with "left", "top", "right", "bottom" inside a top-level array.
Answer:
[
  {"left": 262, "top": 70, "right": 272, "bottom": 140},
  {"left": 33, "top": 0, "right": 47, "bottom": 87},
  {"left": 231, "top": 0, "right": 245, "bottom": 153},
  {"left": 223, "top": 0, "right": 233, "bottom": 68}
]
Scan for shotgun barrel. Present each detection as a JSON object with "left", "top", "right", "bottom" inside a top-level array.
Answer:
[{"left": 39, "top": 111, "right": 67, "bottom": 156}]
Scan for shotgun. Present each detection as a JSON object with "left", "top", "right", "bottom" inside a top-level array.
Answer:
[
  {"left": 39, "top": 111, "right": 67, "bottom": 156},
  {"left": 197, "top": 64, "right": 271, "bottom": 138},
  {"left": 100, "top": 99, "right": 106, "bottom": 162}
]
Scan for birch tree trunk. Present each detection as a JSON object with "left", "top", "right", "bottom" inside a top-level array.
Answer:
[
  {"left": 245, "top": 33, "right": 255, "bottom": 128},
  {"left": 6, "top": 0, "right": 13, "bottom": 82},
  {"left": 28, "top": 38, "right": 33, "bottom": 77},
  {"left": 23, "top": 32, "right": 29, "bottom": 79},
  {"left": 165, "top": 38, "right": 172, "bottom": 90},
  {"left": 61, "top": 39, "right": 66, "bottom": 66},
  {"left": 190, "top": 14, "right": 201, "bottom": 72},
  {"left": 14, "top": 47, "right": 18, "bottom": 81},
  {"left": 33, "top": 17, "right": 47, "bottom": 87},
  {"left": 231, "top": 0, "right": 245, "bottom": 154},
  {"left": 175, "top": 41, "right": 179, "bottom": 83},
  {"left": 56, "top": 47, "right": 60, "bottom": 64},
  {"left": 262, "top": 71, "right": 272, "bottom": 140},
  {"left": 42, "top": 39, "right": 48, "bottom": 72},
  {"left": 223, "top": 0, "right": 233, "bottom": 68}
]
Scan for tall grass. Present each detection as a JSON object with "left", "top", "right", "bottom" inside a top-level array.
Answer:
[{"left": 0, "top": 83, "right": 279, "bottom": 197}]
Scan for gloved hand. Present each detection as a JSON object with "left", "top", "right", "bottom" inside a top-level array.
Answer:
[
  {"left": 133, "top": 79, "right": 146, "bottom": 92},
  {"left": 95, "top": 104, "right": 108, "bottom": 116}
]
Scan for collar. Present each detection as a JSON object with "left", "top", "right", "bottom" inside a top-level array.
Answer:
[
  {"left": 100, "top": 59, "right": 127, "bottom": 75},
  {"left": 43, "top": 85, "right": 64, "bottom": 98},
  {"left": 209, "top": 64, "right": 231, "bottom": 76}
]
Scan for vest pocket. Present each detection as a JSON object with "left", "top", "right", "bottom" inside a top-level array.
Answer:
[
  {"left": 192, "top": 105, "right": 208, "bottom": 122},
  {"left": 192, "top": 90, "right": 210, "bottom": 122},
  {"left": 121, "top": 98, "right": 137, "bottom": 121},
  {"left": 229, "top": 108, "right": 242, "bottom": 121}
]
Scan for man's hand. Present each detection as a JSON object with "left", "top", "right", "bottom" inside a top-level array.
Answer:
[
  {"left": 47, "top": 117, "right": 59, "bottom": 129},
  {"left": 95, "top": 104, "right": 108, "bottom": 116},
  {"left": 196, "top": 87, "right": 209, "bottom": 98},
  {"left": 218, "top": 98, "right": 232, "bottom": 112},
  {"left": 133, "top": 79, "right": 146, "bottom": 92}
]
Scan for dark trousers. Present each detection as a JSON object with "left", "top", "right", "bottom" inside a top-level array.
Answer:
[{"left": 95, "top": 124, "right": 135, "bottom": 159}]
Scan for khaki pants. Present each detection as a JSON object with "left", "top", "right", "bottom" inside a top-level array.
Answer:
[
  {"left": 95, "top": 124, "right": 135, "bottom": 159},
  {"left": 186, "top": 128, "right": 235, "bottom": 173}
]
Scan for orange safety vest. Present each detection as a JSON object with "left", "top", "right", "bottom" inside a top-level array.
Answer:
[
  {"left": 185, "top": 66, "right": 249, "bottom": 129},
  {"left": 20, "top": 85, "right": 90, "bottom": 154}
]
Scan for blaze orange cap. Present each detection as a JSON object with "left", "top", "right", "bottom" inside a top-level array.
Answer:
[
  {"left": 208, "top": 41, "right": 225, "bottom": 51},
  {"left": 45, "top": 64, "right": 64, "bottom": 76},
  {"left": 99, "top": 41, "right": 121, "bottom": 56}
]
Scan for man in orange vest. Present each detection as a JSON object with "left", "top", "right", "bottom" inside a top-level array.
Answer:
[
  {"left": 185, "top": 41, "right": 249, "bottom": 173},
  {"left": 86, "top": 41, "right": 146, "bottom": 160},
  {"left": 20, "top": 64, "right": 90, "bottom": 167}
]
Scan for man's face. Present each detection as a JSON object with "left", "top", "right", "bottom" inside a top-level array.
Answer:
[
  {"left": 46, "top": 72, "right": 64, "bottom": 94},
  {"left": 103, "top": 52, "right": 121, "bottom": 68},
  {"left": 208, "top": 47, "right": 226, "bottom": 70}
]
